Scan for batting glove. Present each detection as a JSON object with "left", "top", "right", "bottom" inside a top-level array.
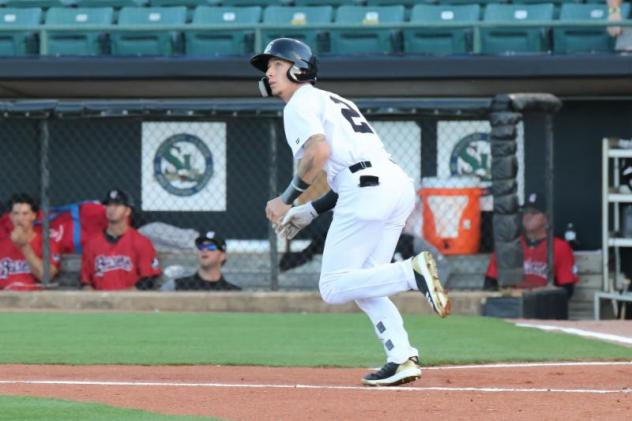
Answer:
[{"left": 276, "top": 202, "right": 318, "bottom": 240}]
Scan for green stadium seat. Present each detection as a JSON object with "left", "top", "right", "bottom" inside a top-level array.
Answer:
[
  {"left": 220, "top": 0, "right": 282, "bottom": 6},
  {"left": 554, "top": 3, "right": 631, "bottom": 54},
  {"left": 148, "top": 0, "right": 208, "bottom": 7},
  {"left": 185, "top": 6, "right": 261, "bottom": 56},
  {"left": 261, "top": 6, "right": 332, "bottom": 53},
  {"left": 6, "top": 0, "right": 75, "bottom": 8},
  {"left": 44, "top": 7, "right": 113, "bottom": 56},
  {"left": 294, "top": 0, "right": 360, "bottom": 7},
  {"left": 481, "top": 3, "right": 554, "bottom": 54},
  {"left": 111, "top": 6, "right": 187, "bottom": 55},
  {"left": 75, "top": 0, "right": 146, "bottom": 7},
  {"left": 330, "top": 5, "right": 405, "bottom": 54},
  {"left": 0, "top": 7, "right": 42, "bottom": 56},
  {"left": 403, "top": 4, "right": 480, "bottom": 55}
]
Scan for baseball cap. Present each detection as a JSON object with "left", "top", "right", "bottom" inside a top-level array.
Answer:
[
  {"left": 195, "top": 230, "right": 227, "bottom": 252},
  {"left": 102, "top": 189, "right": 134, "bottom": 208},
  {"left": 521, "top": 192, "right": 546, "bottom": 214}
]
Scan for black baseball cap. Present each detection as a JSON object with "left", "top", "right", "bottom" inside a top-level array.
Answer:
[
  {"left": 102, "top": 189, "right": 134, "bottom": 208},
  {"left": 195, "top": 230, "right": 227, "bottom": 252},
  {"left": 521, "top": 192, "right": 546, "bottom": 214}
]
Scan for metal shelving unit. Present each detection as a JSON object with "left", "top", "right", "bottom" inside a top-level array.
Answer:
[{"left": 596, "top": 138, "right": 632, "bottom": 319}]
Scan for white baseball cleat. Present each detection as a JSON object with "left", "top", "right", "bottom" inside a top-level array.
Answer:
[
  {"left": 362, "top": 356, "right": 422, "bottom": 387},
  {"left": 411, "top": 251, "right": 451, "bottom": 318}
]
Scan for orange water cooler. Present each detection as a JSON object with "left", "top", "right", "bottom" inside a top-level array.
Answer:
[{"left": 419, "top": 177, "right": 482, "bottom": 255}]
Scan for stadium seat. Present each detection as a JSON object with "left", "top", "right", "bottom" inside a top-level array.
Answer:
[
  {"left": 111, "top": 6, "right": 187, "bottom": 55},
  {"left": 403, "top": 4, "right": 480, "bottom": 55},
  {"left": 330, "top": 5, "right": 405, "bottom": 54},
  {"left": 553, "top": 3, "right": 631, "bottom": 54},
  {"left": 5, "top": 0, "right": 74, "bottom": 8},
  {"left": 185, "top": 6, "right": 261, "bottom": 56},
  {"left": 148, "top": 0, "right": 208, "bottom": 7},
  {"left": 481, "top": 3, "right": 555, "bottom": 54},
  {"left": 74, "top": 0, "right": 145, "bottom": 7},
  {"left": 220, "top": 0, "right": 283, "bottom": 6},
  {"left": 0, "top": 7, "right": 42, "bottom": 56},
  {"left": 261, "top": 5, "right": 332, "bottom": 53},
  {"left": 294, "top": 0, "right": 360, "bottom": 7},
  {"left": 44, "top": 7, "right": 113, "bottom": 56}
]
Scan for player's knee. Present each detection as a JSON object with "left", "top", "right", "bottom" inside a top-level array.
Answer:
[{"left": 319, "top": 274, "right": 348, "bottom": 305}]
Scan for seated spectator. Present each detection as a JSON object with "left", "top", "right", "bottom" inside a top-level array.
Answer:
[
  {"left": 81, "top": 189, "right": 160, "bottom": 290},
  {"left": 483, "top": 192, "right": 579, "bottom": 300},
  {"left": 0, "top": 193, "right": 61, "bottom": 291},
  {"left": 161, "top": 230, "right": 240, "bottom": 291}
]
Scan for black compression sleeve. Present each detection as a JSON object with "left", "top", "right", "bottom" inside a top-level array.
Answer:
[
  {"left": 312, "top": 190, "right": 339, "bottom": 214},
  {"left": 280, "top": 174, "right": 311, "bottom": 205}
]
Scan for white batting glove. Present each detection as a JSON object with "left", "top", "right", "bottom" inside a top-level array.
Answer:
[{"left": 276, "top": 202, "right": 318, "bottom": 240}]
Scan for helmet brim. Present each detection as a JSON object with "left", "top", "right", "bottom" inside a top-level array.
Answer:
[{"left": 250, "top": 53, "right": 274, "bottom": 73}]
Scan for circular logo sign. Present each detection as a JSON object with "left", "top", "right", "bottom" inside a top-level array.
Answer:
[
  {"left": 153, "top": 133, "right": 214, "bottom": 197},
  {"left": 449, "top": 132, "right": 491, "bottom": 182}
]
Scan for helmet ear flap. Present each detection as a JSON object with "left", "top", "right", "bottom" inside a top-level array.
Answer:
[{"left": 287, "top": 65, "right": 301, "bottom": 83}]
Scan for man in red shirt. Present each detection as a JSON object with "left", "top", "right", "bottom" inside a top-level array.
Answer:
[
  {"left": 484, "top": 192, "right": 579, "bottom": 299},
  {"left": 81, "top": 189, "right": 160, "bottom": 290},
  {"left": 0, "top": 193, "right": 61, "bottom": 291}
]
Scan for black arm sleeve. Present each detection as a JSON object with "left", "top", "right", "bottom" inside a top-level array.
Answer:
[{"left": 312, "top": 190, "right": 339, "bottom": 214}]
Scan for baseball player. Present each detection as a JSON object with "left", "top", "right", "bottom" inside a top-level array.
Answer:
[
  {"left": 81, "top": 189, "right": 160, "bottom": 291},
  {"left": 250, "top": 38, "right": 451, "bottom": 386},
  {"left": 0, "top": 193, "right": 61, "bottom": 291}
]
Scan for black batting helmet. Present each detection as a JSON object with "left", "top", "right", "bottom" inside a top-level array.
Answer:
[{"left": 250, "top": 38, "right": 318, "bottom": 84}]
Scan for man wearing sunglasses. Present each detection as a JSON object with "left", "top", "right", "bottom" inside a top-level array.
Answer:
[{"left": 164, "top": 230, "right": 240, "bottom": 291}]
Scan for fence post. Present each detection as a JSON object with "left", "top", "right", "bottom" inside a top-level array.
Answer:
[
  {"left": 268, "top": 118, "right": 279, "bottom": 291},
  {"left": 39, "top": 118, "right": 51, "bottom": 287}
]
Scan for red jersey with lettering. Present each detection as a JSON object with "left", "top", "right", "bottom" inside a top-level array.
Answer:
[
  {"left": 0, "top": 232, "right": 61, "bottom": 291},
  {"left": 81, "top": 228, "right": 161, "bottom": 290},
  {"left": 486, "top": 236, "right": 579, "bottom": 289}
]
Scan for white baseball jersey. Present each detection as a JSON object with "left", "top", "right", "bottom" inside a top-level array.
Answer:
[{"left": 283, "top": 84, "right": 390, "bottom": 192}]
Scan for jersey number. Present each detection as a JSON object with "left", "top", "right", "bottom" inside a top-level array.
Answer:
[{"left": 330, "top": 96, "right": 374, "bottom": 134}]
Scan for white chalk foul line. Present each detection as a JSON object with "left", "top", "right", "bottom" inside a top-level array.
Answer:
[
  {"left": 0, "top": 380, "right": 630, "bottom": 394},
  {"left": 515, "top": 323, "right": 632, "bottom": 346}
]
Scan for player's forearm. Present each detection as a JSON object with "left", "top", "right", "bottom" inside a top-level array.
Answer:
[
  {"left": 297, "top": 134, "right": 330, "bottom": 184},
  {"left": 21, "top": 244, "right": 58, "bottom": 281}
]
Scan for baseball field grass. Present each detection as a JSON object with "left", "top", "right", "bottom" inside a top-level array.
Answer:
[
  {"left": 1, "top": 311, "right": 632, "bottom": 366},
  {"left": 0, "top": 395, "right": 221, "bottom": 421}
]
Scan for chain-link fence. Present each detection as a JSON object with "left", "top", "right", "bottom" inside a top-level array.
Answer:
[{"left": 0, "top": 97, "right": 558, "bottom": 292}]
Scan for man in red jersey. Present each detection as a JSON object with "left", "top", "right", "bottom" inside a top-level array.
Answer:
[
  {"left": 484, "top": 192, "right": 579, "bottom": 299},
  {"left": 81, "top": 189, "right": 160, "bottom": 290},
  {"left": 0, "top": 193, "right": 61, "bottom": 291}
]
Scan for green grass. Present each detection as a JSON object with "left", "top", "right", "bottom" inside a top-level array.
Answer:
[
  {"left": 1, "top": 312, "right": 631, "bottom": 366},
  {"left": 0, "top": 395, "right": 220, "bottom": 421}
]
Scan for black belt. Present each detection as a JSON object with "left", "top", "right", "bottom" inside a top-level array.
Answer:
[{"left": 349, "top": 161, "right": 372, "bottom": 173}]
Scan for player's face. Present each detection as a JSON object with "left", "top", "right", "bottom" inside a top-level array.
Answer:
[
  {"left": 9, "top": 203, "right": 36, "bottom": 229},
  {"left": 522, "top": 210, "right": 547, "bottom": 233},
  {"left": 197, "top": 243, "right": 225, "bottom": 269},
  {"left": 266, "top": 58, "right": 295, "bottom": 100},
  {"left": 105, "top": 203, "right": 130, "bottom": 224}
]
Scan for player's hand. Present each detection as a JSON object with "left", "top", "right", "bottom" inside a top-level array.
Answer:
[
  {"left": 266, "top": 196, "right": 292, "bottom": 225},
  {"left": 608, "top": 10, "right": 623, "bottom": 37},
  {"left": 10, "top": 226, "right": 30, "bottom": 248},
  {"left": 276, "top": 202, "right": 318, "bottom": 240}
]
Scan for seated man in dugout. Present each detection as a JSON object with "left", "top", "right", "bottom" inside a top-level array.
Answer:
[
  {"left": 0, "top": 193, "right": 61, "bottom": 291},
  {"left": 161, "top": 230, "right": 241, "bottom": 291},
  {"left": 81, "top": 189, "right": 161, "bottom": 291},
  {"left": 483, "top": 192, "right": 579, "bottom": 300}
]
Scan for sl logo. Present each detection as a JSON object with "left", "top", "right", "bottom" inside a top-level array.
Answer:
[
  {"left": 153, "top": 133, "right": 214, "bottom": 196},
  {"left": 449, "top": 132, "right": 491, "bottom": 182}
]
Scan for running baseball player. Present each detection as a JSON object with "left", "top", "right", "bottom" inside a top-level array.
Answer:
[
  {"left": 250, "top": 38, "right": 451, "bottom": 386},
  {"left": 81, "top": 189, "right": 160, "bottom": 290}
]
